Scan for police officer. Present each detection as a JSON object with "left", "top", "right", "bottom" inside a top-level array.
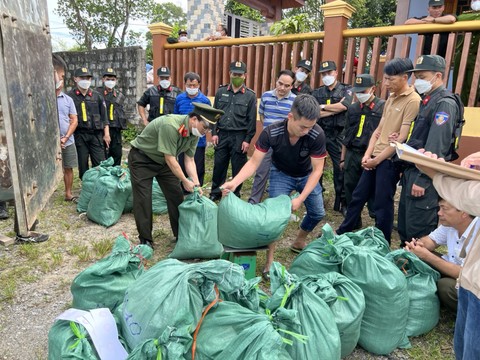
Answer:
[
  {"left": 292, "top": 59, "right": 312, "bottom": 95},
  {"left": 128, "top": 103, "right": 223, "bottom": 247},
  {"left": 341, "top": 74, "right": 385, "bottom": 228},
  {"left": 137, "top": 66, "right": 181, "bottom": 126},
  {"left": 398, "top": 55, "right": 462, "bottom": 247},
  {"left": 97, "top": 68, "right": 126, "bottom": 166},
  {"left": 68, "top": 67, "right": 110, "bottom": 179},
  {"left": 312, "top": 60, "right": 353, "bottom": 213},
  {"left": 209, "top": 61, "right": 257, "bottom": 201}
]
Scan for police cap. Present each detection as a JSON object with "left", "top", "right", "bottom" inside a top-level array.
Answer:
[
  {"left": 74, "top": 67, "right": 92, "bottom": 77},
  {"left": 157, "top": 66, "right": 171, "bottom": 77},
  {"left": 352, "top": 74, "right": 376, "bottom": 93},
  {"left": 103, "top": 68, "right": 117, "bottom": 77},
  {"left": 229, "top": 61, "right": 247, "bottom": 74},
  {"left": 178, "top": 29, "right": 188, "bottom": 35},
  {"left": 297, "top": 59, "right": 312, "bottom": 72},
  {"left": 319, "top": 60, "right": 337, "bottom": 73},
  {"left": 429, "top": 0, "right": 444, "bottom": 6},
  {"left": 192, "top": 102, "right": 224, "bottom": 126},
  {"left": 408, "top": 55, "right": 446, "bottom": 73}
]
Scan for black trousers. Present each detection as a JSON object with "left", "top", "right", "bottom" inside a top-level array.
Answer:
[
  {"left": 128, "top": 147, "right": 183, "bottom": 242},
  {"left": 210, "top": 131, "right": 247, "bottom": 197},
  {"left": 323, "top": 128, "right": 345, "bottom": 203},
  {"left": 178, "top": 146, "right": 206, "bottom": 187},
  {"left": 344, "top": 149, "right": 375, "bottom": 215},
  {"left": 107, "top": 127, "right": 123, "bottom": 166},
  {"left": 75, "top": 131, "right": 106, "bottom": 179}
]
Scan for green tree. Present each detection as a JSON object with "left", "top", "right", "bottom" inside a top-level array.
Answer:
[
  {"left": 55, "top": 0, "right": 154, "bottom": 49},
  {"left": 224, "top": 0, "right": 264, "bottom": 22}
]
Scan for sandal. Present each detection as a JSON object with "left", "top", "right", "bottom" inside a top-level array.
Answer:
[
  {"left": 290, "top": 246, "right": 304, "bottom": 254},
  {"left": 262, "top": 270, "right": 270, "bottom": 281},
  {"left": 65, "top": 196, "right": 79, "bottom": 204}
]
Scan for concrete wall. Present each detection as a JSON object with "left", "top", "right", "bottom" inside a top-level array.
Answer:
[{"left": 54, "top": 46, "right": 146, "bottom": 124}]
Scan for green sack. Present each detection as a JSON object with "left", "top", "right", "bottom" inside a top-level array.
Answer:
[
  {"left": 87, "top": 167, "right": 131, "bottom": 227},
  {"left": 347, "top": 226, "right": 391, "bottom": 256},
  {"left": 71, "top": 234, "right": 153, "bottom": 312},
  {"left": 152, "top": 178, "right": 168, "bottom": 215},
  {"left": 386, "top": 249, "right": 441, "bottom": 337},
  {"left": 267, "top": 263, "right": 341, "bottom": 360},
  {"left": 304, "top": 272, "right": 366, "bottom": 358},
  {"left": 77, "top": 157, "right": 114, "bottom": 212},
  {"left": 118, "top": 259, "right": 245, "bottom": 353},
  {"left": 220, "top": 277, "right": 262, "bottom": 312},
  {"left": 289, "top": 224, "right": 355, "bottom": 276},
  {"left": 188, "top": 301, "right": 292, "bottom": 360},
  {"left": 218, "top": 192, "right": 291, "bottom": 248},
  {"left": 123, "top": 178, "right": 167, "bottom": 214},
  {"left": 48, "top": 321, "right": 99, "bottom": 360},
  {"left": 127, "top": 337, "right": 184, "bottom": 360},
  {"left": 169, "top": 190, "right": 223, "bottom": 259},
  {"left": 341, "top": 248, "right": 410, "bottom": 355}
]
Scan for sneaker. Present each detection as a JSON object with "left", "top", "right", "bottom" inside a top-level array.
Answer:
[{"left": 16, "top": 232, "right": 49, "bottom": 243}]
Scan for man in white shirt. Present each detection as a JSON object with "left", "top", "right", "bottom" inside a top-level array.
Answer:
[{"left": 405, "top": 198, "right": 479, "bottom": 312}]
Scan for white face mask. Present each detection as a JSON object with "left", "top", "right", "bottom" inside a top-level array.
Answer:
[
  {"left": 356, "top": 91, "right": 372, "bottom": 103},
  {"left": 214, "top": 31, "right": 222, "bottom": 37},
  {"left": 104, "top": 80, "right": 116, "bottom": 89},
  {"left": 414, "top": 77, "right": 435, "bottom": 94},
  {"left": 55, "top": 80, "right": 63, "bottom": 90},
  {"left": 159, "top": 80, "right": 171, "bottom": 89},
  {"left": 322, "top": 75, "right": 336, "bottom": 86},
  {"left": 191, "top": 126, "right": 203, "bottom": 137},
  {"left": 472, "top": 1, "right": 480, "bottom": 11},
  {"left": 179, "top": 36, "right": 188, "bottom": 42},
  {"left": 295, "top": 71, "right": 308, "bottom": 82},
  {"left": 186, "top": 87, "right": 199, "bottom": 96},
  {"left": 78, "top": 80, "right": 91, "bottom": 89}
]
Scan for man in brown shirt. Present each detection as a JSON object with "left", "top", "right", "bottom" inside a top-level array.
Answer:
[{"left": 336, "top": 58, "right": 421, "bottom": 243}]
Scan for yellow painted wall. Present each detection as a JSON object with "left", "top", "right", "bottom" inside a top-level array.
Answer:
[{"left": 464, "top": 107, "right": 480, "bottom": 137}]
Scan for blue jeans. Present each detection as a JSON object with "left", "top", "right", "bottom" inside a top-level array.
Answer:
[
  {"left": 269, "top": 165, "right": 325, "bottom": 232},
  {"left": 455, "top": 287, "right": 480, "bottom": 360}
]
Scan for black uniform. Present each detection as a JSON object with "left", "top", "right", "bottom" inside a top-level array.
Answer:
[
  {"left": 343, "top": 97, "right": 385, "bottom": 214},
  {"left": 412, "top": 15, "right": 456, "bottom": 58},
  {"left": 312, "top": 82, "right": 353, "bottom": 210},
  {"left": 68, "top": 88, "right": 108, "bottom": 179},
  {"left": 210, "top": 84, "right": 257, "bottom": 198},
  {"left": 292, "top": 82, "right": 312, "bottom": 95},
  {"left": 137, "top": 85, "right": 181, "bottom": 122},
  {"left": 97, "top": 87, "right": 126, "bottom": 166},
  {"left": 398, "top": 86, "right": 460, "bottom": 245}
]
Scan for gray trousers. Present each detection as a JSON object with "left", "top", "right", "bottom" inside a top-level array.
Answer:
[
  {"left": 248, "top": 149, "right": 272, "bottom": 204},
  {"left": 438, "top": 277, "right": 458, "bottom": 313}
]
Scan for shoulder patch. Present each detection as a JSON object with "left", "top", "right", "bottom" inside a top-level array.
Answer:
[
  {"left": 435, "top": 111, "right": 450, "bottom": 126},
  {"left": 346, "top": 89, "right": 352, "bottom": 96}
]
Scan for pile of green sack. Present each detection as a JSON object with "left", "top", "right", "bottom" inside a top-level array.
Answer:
[{"left": 77, "top": 158, "right": 168, "bottom": 227}]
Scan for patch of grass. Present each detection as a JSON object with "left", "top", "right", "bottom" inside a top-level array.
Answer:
[
  {"left": 0, "top": 276, "right": 16, "bottom": 303},
  {"left": 51, "top": 251, "right": 64, "bottom": 268},
  {"left": 68, "top": 244, "right": 91, "bottom": 263},
  {"left": 92, "top": 238, "right": 114, "bottom": 258},
  {"left": 18, "top": 243, "right": 42, "bottom": 261}
]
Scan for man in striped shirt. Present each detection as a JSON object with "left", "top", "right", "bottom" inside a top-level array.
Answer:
[{"left": 248, "top": 70, "right": 296, "bottom": 204}]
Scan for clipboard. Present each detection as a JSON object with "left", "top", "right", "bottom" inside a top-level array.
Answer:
[{"left": 393, "top": 142, "right": 480, "bottom": 181}]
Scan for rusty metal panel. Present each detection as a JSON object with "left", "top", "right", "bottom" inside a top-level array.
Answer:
[{"left": 0, "top": 0, "right": 62, "bottom": 235}]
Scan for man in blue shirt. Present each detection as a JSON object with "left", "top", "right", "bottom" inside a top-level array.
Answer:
[
  {"left": 174, "top": 72, "right": 211, "bottom": 187},
  {"left": 249, "top": 70, "right": 296, "bottom": 204}
]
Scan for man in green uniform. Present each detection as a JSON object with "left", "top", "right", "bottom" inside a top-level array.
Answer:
[
  {"left": 341, "top": 74, "right": 385, "bottom": 228},
  {"left": 453, "top": 0, "right": 480, "bottom": 106},
  {"left": 312, "top": 60, "right": 353, "bottom": 214},
  {"left": 97, "top": 68, "right": 126, "bottom": 165},
  {"left": 399, "top": 55, "right": 462, "bottom": 247},
  {"left": 128, "top": 103, "right": 224, "bottom": 247}
]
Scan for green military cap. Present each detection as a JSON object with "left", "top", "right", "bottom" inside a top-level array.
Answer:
[
  {"left": 103, "top": 68, "right": 117, "bottom": 77},
  {"left": 408, "top": 55, "right": 446, "bottom": 72},
  {"left": 192, "top": 102, "right": 225, "bottom": 126},
  {"left": 352, "top": 74, "right": 376, "bottom": 92},
  {"left": 157, "top": 66, "right": 171, "bottom": 76},
  {"left": 297, "top": 59, "right": 312, "bottom": 72},
  {"left": 74, "top": 67, "right": 92, "bottom": 77},
  {"left": 229, "top": 61, "right": 247, "bottom": 74},
  {"left": 429, "top": 0, "right": 444, "bottom": 6},
  {"left": 319, "top": 60, "right": 337, "bottom": 73}
]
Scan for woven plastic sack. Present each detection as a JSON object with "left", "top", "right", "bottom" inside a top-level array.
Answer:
[
  {"left": 289, "top": 224, "right": 355, "bottom": 276},
  {"left": 347, "top": 226, "right": 391, "bottom": 256},
  {"left": 218, "top": 192, "right": 291, "bottom": 248},
  {"left": 341, "top": 248, "right": 410, "bottom": 355},
  {"left": 118, "top": 259, "right": 245, "bottom": 353},
  {"left": 48, "top": 320, "right": 99, "bottom": 360},
  {"left": 71, "top": 234, "right": 153, "bottom": 312},
  {"left": 77, "top": 157, "right": 114, "bottom": 212},
  {"left": 220, "top": 277, "right": 262, "bottom": 312},
  {"left": 304, "top": 272, "right": 365, "bottom": 358},
  {"left": 87, "top": 167, "right": 131, "bottom": 227},
  {"left": 188, "top": 301, "right": 293, "bottom": 360},
  {"left": 386, "top": 249, "right": 441, "bottom": 337},
  {"left": 267, "top": 263, "right": 341, "bottom": 360},
  {"left": 169, "top": 189, "right": 223, "bottom": 259},
  {"left": 152, "top": 178, "right": 168, "bottom": 214}
]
